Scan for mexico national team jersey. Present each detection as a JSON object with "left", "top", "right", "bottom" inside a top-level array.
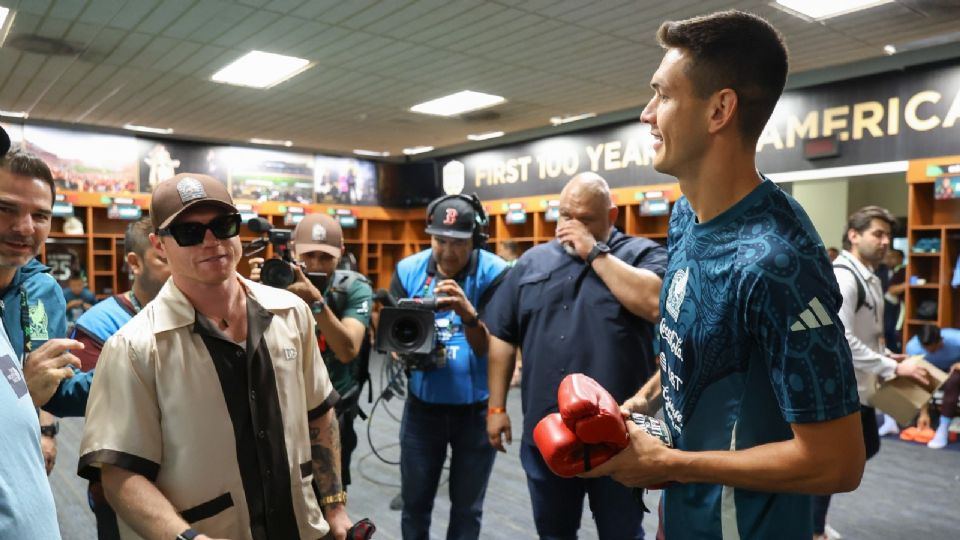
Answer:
[{"left": 658, "top": 179, "right": 859, "bottom": 540}]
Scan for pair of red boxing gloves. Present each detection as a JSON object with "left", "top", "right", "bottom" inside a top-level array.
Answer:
[{"left": 533, "top": 374, "right": 672, "bottom": 478}]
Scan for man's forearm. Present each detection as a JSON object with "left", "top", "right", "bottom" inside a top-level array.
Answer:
[
  {"left": 309, "top": 409, "right": 343, "bottom": 498},
  {"left": 665, "top": 412, "right": 864, "bottom": 494},
  {"left": 102, "top": 464, "right": 190, "bottom": 540},
  {"left": 316, "top": 312, "right": 364, "bottom": 364},
  {"left": 487, "top": 336, "right": 517, "bottom": 409},
  {"left": 465, "top": 322, "right": 490, "bottom": 356},
  {"left": 635, "top": 372, "right": 663, "bottom": 412},
  {"left": 591, "top": 255, "right": 662, "bottom": 322}
]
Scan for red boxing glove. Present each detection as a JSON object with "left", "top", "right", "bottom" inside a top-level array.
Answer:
[
  {"left": 533, "top": 412, "right": 621, "bottom": 478},
  {"left": 558, "top": 374, "right": 628, "bottom": 448}
]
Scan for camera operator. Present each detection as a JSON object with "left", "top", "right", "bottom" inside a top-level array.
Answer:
[
  {"left": 389, "top": 194, "right": 509, "bottom": 540},
  {"left": 251, "top": 213, "right": 373, "bottom": 491}
]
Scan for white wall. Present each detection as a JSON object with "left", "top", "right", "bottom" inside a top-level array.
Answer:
[{"left": 791, "top": 178, "right": 849, "bottom": 249}]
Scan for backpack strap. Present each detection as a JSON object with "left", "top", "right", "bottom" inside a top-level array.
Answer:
[
  {"left": 327, "top": 270, "right": 370, "bottom": 318},
  {"left": 833, "top": 263, "right": 866, "bottom": 312}
]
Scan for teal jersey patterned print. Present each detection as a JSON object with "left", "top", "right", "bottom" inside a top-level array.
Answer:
[{"left": 658, "top": 179, "right": 859, "bottom": 540}]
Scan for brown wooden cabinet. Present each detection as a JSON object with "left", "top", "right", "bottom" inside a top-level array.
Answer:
[
  {"left": 904, "top": 155, "right": 960, "bottom": 344},
  {"left": 37, "top": 184, "right": 679, "bottom": 298}
]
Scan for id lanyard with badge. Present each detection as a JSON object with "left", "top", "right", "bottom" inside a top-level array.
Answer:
[{"left": 420, "top": 274, "right": 457, "bottom": 353}]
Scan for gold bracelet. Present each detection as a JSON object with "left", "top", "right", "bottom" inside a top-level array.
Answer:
[{"left": 319, "top": 491, "right": 347, "bottom": 507}]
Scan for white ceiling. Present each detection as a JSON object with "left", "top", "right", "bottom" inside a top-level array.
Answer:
[{"left": 1, "top": 0, "right": 959, "bottom": 158}]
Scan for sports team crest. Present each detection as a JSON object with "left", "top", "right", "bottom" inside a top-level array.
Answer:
[
  {"left": 176, "top": 177, "right": 206, "bottom": 203},
  {"left": 665, "top": 267, "right": 688, "bottom": 322}
]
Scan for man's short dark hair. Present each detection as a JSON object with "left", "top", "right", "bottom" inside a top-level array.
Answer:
[
  {"left": 842, "top": 206, "right": 895, "bottom": 250},
  {"left": 919, "top": 324, "right": 942, "bottom": 348},
  {"left": 125, "top": 217, "right": 154, "bottom": 259},
  {"left": 0, "top": 148, "right": 56, "bottom": 203},
  {"left": 501, "top": 240, "right": 519, "bottom": 254},
  {"left": 890, "top": 249, "right": 905, "bottom": 261},
  {"left": 656, "top": 10, "right": 788, "bottom": 145}
]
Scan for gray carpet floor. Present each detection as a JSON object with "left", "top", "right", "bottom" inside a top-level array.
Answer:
[{"left": 50, "top": 352, "right": 960, "bottom": 539}]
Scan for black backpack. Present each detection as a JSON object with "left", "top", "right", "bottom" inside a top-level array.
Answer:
[
  {"left": 833, "top": 262, "right": 868, "bottom": 312},
  {"left": 326, "top": 270, "right": 374, "bottom": 415}
]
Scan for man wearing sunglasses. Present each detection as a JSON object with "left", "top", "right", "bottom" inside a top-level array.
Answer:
[{"left": 79, "top": 173, "right": 353, "bottom": 540}]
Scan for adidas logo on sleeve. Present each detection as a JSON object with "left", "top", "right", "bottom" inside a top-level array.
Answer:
[{"left": 790, "top": 297, "right": 833, "bottom": 332}]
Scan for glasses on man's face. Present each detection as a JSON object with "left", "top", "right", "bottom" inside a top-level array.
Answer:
[{"left": 159, "top": 213, "right": 241, "bottom": 247}]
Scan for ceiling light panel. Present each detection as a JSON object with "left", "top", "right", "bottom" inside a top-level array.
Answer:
[
  {"left": 775, "top": 0, "right": 893, "bottom": 20},
  {"left": 212, "top": 51, "right": 312, "bottom": 89},
  {"left": 410, "top": 91, "right": 505, "bottom": 117}
]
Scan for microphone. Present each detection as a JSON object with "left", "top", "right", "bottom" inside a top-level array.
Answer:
[
  {"left": 247, "top": 217, "right": 273, "bottom": 233},
  {"left": 374, "top": 289, "right": 398, "bottom": 308}
]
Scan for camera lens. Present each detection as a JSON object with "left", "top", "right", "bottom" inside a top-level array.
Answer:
[
  {"left": 261, "top": 258, "right": 295, "bottom": 288},
  {"left": 391, "top": 316, "right": 422, "bottom": 347}
]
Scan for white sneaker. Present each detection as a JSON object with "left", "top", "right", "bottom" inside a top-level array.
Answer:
[
  {"left": 928, "top": 435, "right": 949, "bottom": 449},
  {"left": 825, "top": 524, "right": 843, "bottom": 539},
  {"left": 878, "top": 416, "right": 899, "bottom": 436},
  {"left": 949, "top": 417, "right": 960, "bottom": 434}
]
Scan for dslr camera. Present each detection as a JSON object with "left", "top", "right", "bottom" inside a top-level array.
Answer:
[
  {"left": 375, "top": 296, "right": 447, "bottom": 371},
  {"left": 247, "top": 217, "right": 327, "bottom": 290}
]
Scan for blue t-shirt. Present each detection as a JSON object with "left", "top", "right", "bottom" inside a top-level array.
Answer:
[
  {"left": 659, "top": 179, "right": 859, "bottom": 539},
  {"left": 0, "top": 319, "right": 62, "bottom": 538},
  {"left": 905, "top": 328, "right": 960, "bottom": 372},
  {"left": 391, "top": 248, "right": 508, "bottom": 405}
]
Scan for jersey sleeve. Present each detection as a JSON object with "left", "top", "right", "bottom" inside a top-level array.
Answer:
[
  {"left": 341, "top": 279, "right": 373, "bottom": 327},
  {"left": 78, "top": 333, "right": 162, "bottom": 481},
  {"left": 744, "top": 248, "right": 860, "bottom": 424}
]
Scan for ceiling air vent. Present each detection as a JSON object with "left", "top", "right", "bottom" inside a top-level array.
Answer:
[{"left": 7, "top": 34, "right": 82, "bottom": 56}]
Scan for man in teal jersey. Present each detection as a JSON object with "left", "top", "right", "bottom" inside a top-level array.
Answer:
[
  {"left": 251, "top": 213, "right": 373, "bottom": 490},
  {"left": 584, "top": 11, "right": 865, "bottom": 539}
]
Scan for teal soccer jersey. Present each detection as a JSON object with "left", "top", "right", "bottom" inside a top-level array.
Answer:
[{"left": 658, "top": 179, "right": 859, "bottom": 539}]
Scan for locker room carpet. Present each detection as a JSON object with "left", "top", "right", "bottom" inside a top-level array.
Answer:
[{"left": 51, "top": 352, "right": 960, "bottom": 539}]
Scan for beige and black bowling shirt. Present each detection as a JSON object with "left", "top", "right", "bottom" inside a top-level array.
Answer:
[{"left": 79, "top": 276, "right": 339, "bottom": 540}]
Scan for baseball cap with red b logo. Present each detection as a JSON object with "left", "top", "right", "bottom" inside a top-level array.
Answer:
[{"left": 425, "top": 197, "right": 477, "bottom": 239}]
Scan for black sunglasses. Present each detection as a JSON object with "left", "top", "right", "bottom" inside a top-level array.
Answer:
[{"left": 159, "top": 213, "right": 242, "bottom": 247}]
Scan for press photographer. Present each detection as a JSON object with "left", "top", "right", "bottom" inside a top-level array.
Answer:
[
  {"left": 388, "top": 193, "right": 509, "bottom": 540},
  {"left": 250, "top": 213, "right": 373, "bottom": 491}
]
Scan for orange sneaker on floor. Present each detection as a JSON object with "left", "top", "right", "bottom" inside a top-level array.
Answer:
[
  {"left": 914, "top": 427, "right": 936, "bottom": 444},
  {"left": 900, "top": 427, "right": 919, "bottom": 441}
]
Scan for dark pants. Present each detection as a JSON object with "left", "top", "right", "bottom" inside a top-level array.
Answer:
[
  {"left": 812, "top": 405, "right": 880, "bottom": 534},
  {"left": 520, "top": 443, "right": 645, "bottom": 540},
  {"left": 336, "top": 398, "right": 359, "bottom": 488},
  {"left": 88, "top": 482, "right": 120, "bottom": 540},
  {"left": 939, "top": 370, "right": 960, "bottom": 418},
  {"left": 400, "top": 396, "right": 497, "bottom": 540}
]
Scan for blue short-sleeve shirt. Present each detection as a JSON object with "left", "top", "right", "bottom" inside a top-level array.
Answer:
[
  {"left": 391, "top": 248, "right": 508, "bottom": 405},
  {"left": 484, "top": 228, "right": 667, "bottom": 443},
  {"left": 659, "top": 179, "right": 859, "bottom": 539}
]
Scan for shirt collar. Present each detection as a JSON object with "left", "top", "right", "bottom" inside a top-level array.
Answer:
[
  {"left": 151, "top": 274, "right": 297, "bottom": 333},
  {"left": 839, "top": 250, "right": 877, "bottom": 281}
]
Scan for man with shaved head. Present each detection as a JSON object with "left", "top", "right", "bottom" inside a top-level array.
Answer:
[{"left": 484, "top": 172, "right": 666, "bottom": 538}]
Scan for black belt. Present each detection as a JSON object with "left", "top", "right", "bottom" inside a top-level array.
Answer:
[{"left": 409, "top": 394, "right": 488, "bottom": 414}]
